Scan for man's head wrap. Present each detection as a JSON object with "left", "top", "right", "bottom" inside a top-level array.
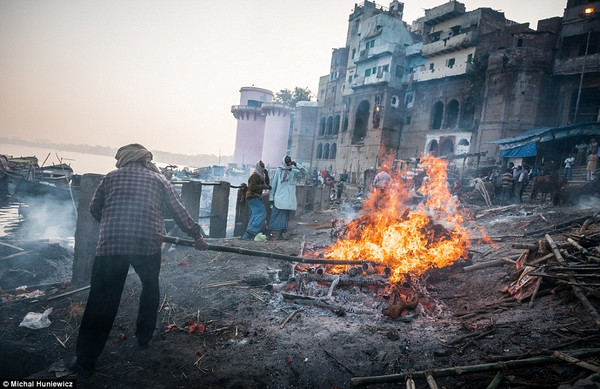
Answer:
[
  {"left": 253, "top": 160, "right": 265, "bottom": 181},
  {"left": 279, "top": 155, "right": 292, "bottom": 182},
  {"left": 115, "top": 143, "right": 160, "bottom": 173}
]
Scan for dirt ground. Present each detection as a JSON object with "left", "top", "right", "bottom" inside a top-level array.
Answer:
[{"left": 1, "top": 196, "right": 600, "bottom": 388}]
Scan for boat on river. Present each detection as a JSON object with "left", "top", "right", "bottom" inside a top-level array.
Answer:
[{"left": 0, "top": 154, "right": 78, "bottom": 201}]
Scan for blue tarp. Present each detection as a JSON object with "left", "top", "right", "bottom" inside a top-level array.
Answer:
[
  {"left": 498, "top": 142, "right": 537, "bottom": 158},
  {"left": 488, "top": 122, "right": 600, "bottom": 157}
]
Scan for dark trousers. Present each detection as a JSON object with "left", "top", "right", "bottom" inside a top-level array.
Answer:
[{"left": 76, "top": 253, "right": 161, "bottom": 367}]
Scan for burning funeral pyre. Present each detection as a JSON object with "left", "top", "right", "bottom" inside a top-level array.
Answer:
[{"left": 281, "top": 155, "right": 487, "bottom": 319}]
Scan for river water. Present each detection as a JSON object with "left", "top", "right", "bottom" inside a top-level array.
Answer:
[{"left": 0, "top": 143, "right": 243, "bottom": 239}]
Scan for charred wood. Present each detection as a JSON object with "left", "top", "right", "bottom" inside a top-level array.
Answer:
[
  {"left": 350, "top": 348, "right": 600, "bottom": 386},
  {"left": 546, "top": 234, "right": 600, "bottom": 328},
  {"left": 298, "top": 273, "right": 390, "bottom": 288}
]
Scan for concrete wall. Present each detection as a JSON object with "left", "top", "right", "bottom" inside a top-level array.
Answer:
[{"left": 72, "top": 174, "right": 103, "bottom": 287}]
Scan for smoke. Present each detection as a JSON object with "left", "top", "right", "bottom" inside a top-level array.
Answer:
[
  {"left": 576, "top": 194, "right": 600, "bottom": 209},
  {"left": 15, "top": 194, "right": 77, "bottom": 246}
]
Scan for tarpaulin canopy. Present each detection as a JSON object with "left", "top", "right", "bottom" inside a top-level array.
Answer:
[{"left": 488, "top": 122, "right": 600, "bottom": 157}]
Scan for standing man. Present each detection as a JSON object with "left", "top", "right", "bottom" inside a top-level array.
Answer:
[
  {"left": 243, "top": 160, "right": 270, "bottom": 240},
  {"left": 268, "top": 155, "right": 306, "bottom": 240},
  {"left": 71, "top": 143, "right": 207, "bottom": 375},
  {"left": 587, "top": 151, "right": 598, "bottom": 181},
  {"left": 501, "top": 168, "right": 514, "bottom": 205},
  {"left": 373, "top": 166, "right": 392, "bottom": 190},
  {"left": 564, "top": 154, "right": 576, "bottom": 181}
]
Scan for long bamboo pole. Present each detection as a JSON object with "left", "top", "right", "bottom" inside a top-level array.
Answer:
[
  {"left": 350, "top": 348, "right": 600, "bottom": 386},
  {"left": 162, "top": 236, "right": 368, "bottom": 266}
]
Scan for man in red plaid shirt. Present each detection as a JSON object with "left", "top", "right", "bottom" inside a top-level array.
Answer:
[{"left": 71, "top": 143, "right": 207, "bottom": 376}]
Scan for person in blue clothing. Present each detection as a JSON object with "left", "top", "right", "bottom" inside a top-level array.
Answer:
[
  {"left": 242, "top": 160, "right": 270, "bottom": 240},
  {"left": 268, "top": 155, "right": 306, "bottom": 240}
]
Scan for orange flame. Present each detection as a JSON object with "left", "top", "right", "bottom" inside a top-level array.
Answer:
[{"left": 325, "top": 154, "right": 471, "bottom": 282}]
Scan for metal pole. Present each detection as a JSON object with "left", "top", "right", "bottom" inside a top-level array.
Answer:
[{"left": 574, "top": 29, "right": 591, "bottom": 123}]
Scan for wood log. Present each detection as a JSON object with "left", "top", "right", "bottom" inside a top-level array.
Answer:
[
  {"left": 426, "top": 373, "right": 439, "bottom": 389},
  {"left": 530, "top": 253, "right": 555, "bottom": 266},
  {"left": 500, "top": 258, "right": 517, "bottom": 267},
  {"left": 525, "top": 216, "right": 592, "bottom": 237},
  {"left": 567, "top": 238, "right": 600, "bottom": 263},
  {"left": 350, "top": 348, "right": 600, "bottom": 386},
  {"left": 486, "top": 371, "right": 504, "bottom": 389},
  {"left": 0, "top": 241, "right": 24, "bottom": 251},
  {"left": 552, "top": 350, "right": 600, "bottom": 373},
  {"left": 281, "top": 293, "right": 346, "bottom": 316},
  {"left": 578, "top": 212, "right": 600, "bottom": 233},
  {"left": 46, "top": 285, "right": 90, "bottom": 301},
  {"left": 300, "top": 273, "right": 390, "bottom": 287},
  {"left": 546, "top": 234, "right": 600, "bottom": 328},
  {"left": 0, "top": 251, "right": 33, "bottom": 261},
  {"left": 568, "top": 238, "right": 590, "bottom": 254},
  {"left": 512, "top": 243, "right": 537, "bottom": 250},
  {"left": 528, "top": 275, "right": 543, "bottom": 308},
  {"left": 280, "top": 308, "right": 303, "bottom": 329}
]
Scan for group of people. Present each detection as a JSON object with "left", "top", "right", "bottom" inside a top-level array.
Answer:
[
  {"left": 567, "top": 138, "right": 598, "bottom": 182},
  {"left": 243, "top": 156, "right": 306, "bottom": 241},
  {"left": 70, "top": 143, "right": 308, "bottom": 376},
  {"left": 495, "top": 163, "right": 533, "bottom": 204}
]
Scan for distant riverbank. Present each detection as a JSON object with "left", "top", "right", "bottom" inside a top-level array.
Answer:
[
  {"left": 1, "top": 143, "right": 229, "bottom": 176},
  {"left": 0, "top": 138, "right": 232, "bottom": 173},
  {"left": 1, "top": 143, "right": 117, "bottom": 175}
]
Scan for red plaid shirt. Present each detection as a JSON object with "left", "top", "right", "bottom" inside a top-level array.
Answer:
[{"left": 90, "top": 163, "right": 201, "bottom": 256}]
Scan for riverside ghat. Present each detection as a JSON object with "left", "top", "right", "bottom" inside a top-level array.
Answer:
[{"left": 2, "top": 156, "right": 600, "bottom": 388}]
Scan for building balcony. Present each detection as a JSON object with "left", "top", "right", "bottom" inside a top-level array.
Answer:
[
  {"left": 405, "top": 43, "right": 423, "bottom": 57},
  {"left": 422, "top": 1, "right": 466, "bottom": 25},
  {"left": 415, "top": 62, "right": 473, "bottom": 82},
  {"left": 554, "top": 54, "right": 600, "bottom": 75},
  {"left": 260, "top": 102, "right": 293, "bottom": 116},
  {"left": 351, "top": 72, "right": 391, "bottom": 88},
  {"left": 355, "top": 43, "right": 397, "bottom": 63},
  {"left": 231, "top": 105, "right": 265, "bottom": 120},
  {"left": 422, "top": 31, "right": 476, "bottom": 58}
]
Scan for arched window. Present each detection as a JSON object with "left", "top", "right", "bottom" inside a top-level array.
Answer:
[
  {"left": 317, "top": 143, "right": 323, "bottom": 159},
  {"left": 428, "top": 140, "right": 439, "bottom": 156},
  {"left": 446, "top": 99, "right": 459, "bottom": 128},
  {"left": 353, "top": 100, "right": 370, "bottom": 144},
  {"left": 333, "top": 115, "right": 341, "bottom": 134},
  {"left": 431, "top": 101, "right": 443, "bottom": 129},
  {"left": 342, "top": 117, "right": 348, "bottom": 132},
  {"left": 440, "top": 139, "right": 454, "bottom": 156},
  {"left": 458, "top": 139, "right": 469, "bottom": 146},
  {"left": 326, "top": 116, "right": 334, "bottom": 135},
  {"left": 330, "top": 143, "right": 337, "bottom": 159},
  {"left": 323, "top": 143, "right": 330, "bottom": 159},
  {"left": 319, "top": 117, "right": 326, "bottom": 136}
]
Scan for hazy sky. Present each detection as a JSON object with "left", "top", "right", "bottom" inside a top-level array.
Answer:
[{"left": 0, "top": 0, "right": 567, "bottom": 156}]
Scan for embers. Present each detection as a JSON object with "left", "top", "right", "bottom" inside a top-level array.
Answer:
[
  {"left": 277, "top": 263, "right": 425, "bottom": 319},
  {"left": 381, "top": 280, "right": 420, "bottom": 319}
]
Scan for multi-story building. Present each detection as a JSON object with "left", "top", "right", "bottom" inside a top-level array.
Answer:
[
  {"left": 295, "top": 0, "right": 413, "bottom": 184},
  {"left": 553, "top": 0, "right": 600, "bottom": 125},
  {"left": 289, "top": 0, "right": 600, "bottom": 185}
]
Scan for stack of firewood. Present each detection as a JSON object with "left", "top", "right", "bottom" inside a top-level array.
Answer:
[{"left": 505, "top": 226, "right": 600, "bottom": 328}]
